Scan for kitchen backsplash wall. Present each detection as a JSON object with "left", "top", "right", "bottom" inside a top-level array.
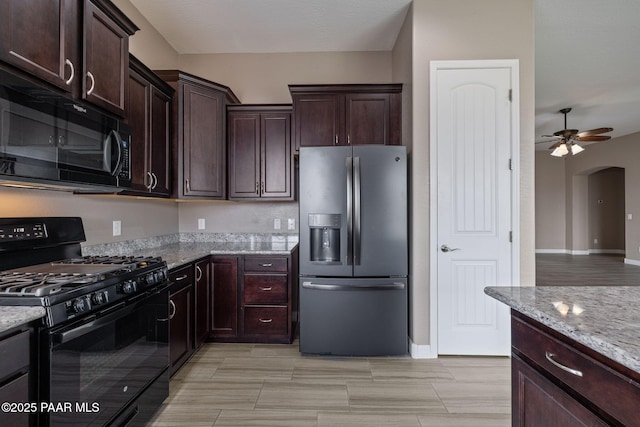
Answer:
[
  {"left": 0, "top": 187, "right": 179, "bottom": 246},
  {"left": 178, "top": 201, "right": 299, "bottom": 233}
]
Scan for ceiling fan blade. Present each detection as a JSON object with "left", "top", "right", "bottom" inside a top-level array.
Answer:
[
  {"left": 576, "top": 127, "right": 613, "bottom": 137},
  {"left": 576, "top": 135, "right": 611, "bottom": 142},
  {"left": 540, "top": 134, "right": 561, "bottom": 138}
]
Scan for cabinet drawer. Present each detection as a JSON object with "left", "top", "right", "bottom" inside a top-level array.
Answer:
[
  {"left": 244, "top": 275, "right": 287, "bottom": 304},
  {"left": 0, "top": 330, "right": 29, "bottom": 380},
  {"left": 244, "top": 257, "right": 288, "bottom": 272},
  {"left": 512, "top": 316, "right": 640, "bottom": 427},
  {"left": 0, "top": 373, "right": 29, "bottom": 426},
  {"left": 243, "top": 306, "right": 288, "bottom": 336},
  {"left": 169, "top": 264, "right": 194, "bottom": 291}
]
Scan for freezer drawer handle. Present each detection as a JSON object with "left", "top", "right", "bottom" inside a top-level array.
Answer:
[{"left": 302, "top": 281, "right": 405, "bottom": 291}]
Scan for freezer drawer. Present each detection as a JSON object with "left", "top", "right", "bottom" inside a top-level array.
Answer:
[{"left": 299, "top": 277, "right": 408, "bottom": 356}]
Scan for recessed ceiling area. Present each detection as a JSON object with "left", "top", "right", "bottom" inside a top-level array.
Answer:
[
  {"left": 129, "top": 0, "right": 640, "bottom": 148},
  {"left": 129, "top": 0, "right": 412, "bottom": 54}
]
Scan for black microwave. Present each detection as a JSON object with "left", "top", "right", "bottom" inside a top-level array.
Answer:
[{"left": 0, "top": 69, "right": 131, "bottom": 189}]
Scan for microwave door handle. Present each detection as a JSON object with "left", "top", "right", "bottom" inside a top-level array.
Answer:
[{"left": 104, "top": 130, "right": 123, "bottom": 176}]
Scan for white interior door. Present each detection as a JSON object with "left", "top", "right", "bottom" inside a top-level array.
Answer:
[{"left": 431, "top": 61, "right": 518, "bottom": 356}]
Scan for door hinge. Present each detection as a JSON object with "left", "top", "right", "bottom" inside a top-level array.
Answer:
[
  {"left": 508, "top": 89, "right": 512, "bottom": 102},
  {"left": 508, "top": 158, "right": 513, "bottom": 170},
  {"left": 509, "top": 231, "right": 513, "bottom": 243}
]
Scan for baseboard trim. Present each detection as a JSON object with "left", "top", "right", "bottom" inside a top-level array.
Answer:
[
  {"left": 536, "top": 249, "right": 625, "bottom": 255},
  {"left": 409, "top": 339, "right": 437, "bottom": 359},
  {"left": 624, "top": 258, "right": 640, "bottom": 266},
  {"left": 535, "top": 249, "right": 570, "bottom": 254}
]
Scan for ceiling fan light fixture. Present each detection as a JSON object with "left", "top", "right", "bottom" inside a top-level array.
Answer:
[
  {"left": 551, "top": 143, "right": 569, "bottom": 157},
  {"left": 570, "top": 143, "right": 584, "bottom": 155}
]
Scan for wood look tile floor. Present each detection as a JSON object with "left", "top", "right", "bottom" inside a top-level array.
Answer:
[
  {"left": 149, "top": 342, "right": 511, "bottom": 427},
  {"left": 536, "top": 253, "right": 640, "bottom": 286}
]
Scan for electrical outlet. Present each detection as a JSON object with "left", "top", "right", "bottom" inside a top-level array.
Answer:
[
  {"left": 628, "top": 213, "right": 633, "bottom": 220},
  {"left": 274, "top": 218, "right": 281, "bottom": 230},
  {"left": 112, "top": 220, "right": 121, "bottom": 236},
  {"left": 287, "top": 218, "right": 296, "bottom": 230},
  {"left": 198, "top": 218, "right": 206, "bottom": 230},
  {"left": 593, "top": 238, "right": 598, "bottom": 244}
]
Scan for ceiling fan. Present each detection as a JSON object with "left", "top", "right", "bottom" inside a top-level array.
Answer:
[{"left": 541, "top": 108, "right": 613, "bottom": 157}]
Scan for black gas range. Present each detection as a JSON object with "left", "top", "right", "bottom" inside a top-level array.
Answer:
[
  {"left": 0, "top": 217, "right": 170, "bottom": 427},
  {"left": 0, "top": 255, "right": 168, "bottom": 327}
]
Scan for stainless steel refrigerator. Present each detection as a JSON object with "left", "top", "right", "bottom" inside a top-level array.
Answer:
[{"left": 298, "top": 145, "right": 408, "bottom": 356}]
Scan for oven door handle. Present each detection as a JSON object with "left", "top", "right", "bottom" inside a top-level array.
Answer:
[{"left": 52, "top": 301, "right": 133, "bottom": 345}]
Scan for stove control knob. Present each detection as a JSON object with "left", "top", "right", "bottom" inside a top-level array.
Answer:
[
  {"left": 146, "top": 272, "right": 157, "bottom": 285},
  {"left": 121, "top": 280, "right": 137, "bottom": 294},
  {"left": 72, "top": 298, "right": 87, "bottom": 314},
  {"left": 92, "top": 291, "right": 107, "bottom": 305}
]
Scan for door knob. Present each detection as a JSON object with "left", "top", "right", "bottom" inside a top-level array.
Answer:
[{"left": 440, "top": 244, "right": 460, "bottom": 253}]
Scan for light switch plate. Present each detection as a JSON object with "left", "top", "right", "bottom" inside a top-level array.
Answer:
[
  {"left": 112, "top": 220, "right": 121, "bottom": 236},
  {"left": 287, "top": 218, "right": 295, "bottom": 230},
  {"left": 198, "top": 218, "right": 206, "bottom": 230},
  {"left": 274, "top": 218, "right": 281, "bottom": 230}
]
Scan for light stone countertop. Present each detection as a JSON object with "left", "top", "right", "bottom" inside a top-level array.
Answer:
[
  {"left": 485, "top": 286, "right": 640, "bottom": 374},
  {"left": 83, "top": 233, "right": 299, "bottom": 270},
  {"left": 0, "top": 306, "right": 46, "bottom": 333}
]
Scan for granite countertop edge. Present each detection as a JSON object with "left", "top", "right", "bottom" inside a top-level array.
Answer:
[
  {"left": 82, "top": 233, "right": 299, "bottom": 270},
  {"left": 485, "top": 286, "right": 640, "bottom": 375},
  {"left": 0, "top": 306, "right": 46, "bottom": 334}
]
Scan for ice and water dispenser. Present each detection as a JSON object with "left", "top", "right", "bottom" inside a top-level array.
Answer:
[{"left": 308, "top": 214, "right": 341, "bottom": 263}]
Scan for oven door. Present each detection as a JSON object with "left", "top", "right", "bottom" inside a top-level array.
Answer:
[{"left": 42, "top": 285, "right": 169, "bottom": 426}]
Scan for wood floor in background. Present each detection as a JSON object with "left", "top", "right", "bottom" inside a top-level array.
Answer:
[
  {"left": 536, "top": 253, "right": 640, "bottom": 286},
  {"left": 150, "top": 342, "right": 510, "bottom": 427}
]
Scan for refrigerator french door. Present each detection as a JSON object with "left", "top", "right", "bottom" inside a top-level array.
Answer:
[{"left": 299, "top": 145, "right": 408, "bottom": 356}]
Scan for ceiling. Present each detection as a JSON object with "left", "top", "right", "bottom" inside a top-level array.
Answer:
[{"left": 130, "top": 0, "right": 640, "bottom": 150}]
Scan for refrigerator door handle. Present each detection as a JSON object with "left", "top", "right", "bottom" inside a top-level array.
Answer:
[
  {"left": 353, "top": 156, "right": 361, "bottom": 265},
  {"left": 346, "top": 156, "right": 353, "bottom": 265},
  {"left": 302, "top": 281, "right": 405, "bottom": 291}
]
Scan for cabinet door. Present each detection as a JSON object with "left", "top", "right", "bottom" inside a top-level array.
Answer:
[
  {"left": 83, "top": 0, "right": 129, "bottom": 116},
  {"left": 182, "top": 83, "right": 226, "bottom": 198},
  {"left": 194, "top": 259, "right": 210, "bottom": 349},
  {"left": 512, "top": 355, "right": 608, "bottom": 427},
  {"left": 127, "top": 68, "right": 151, "bottom": 192},
  {"left": 149, "top": 85, "right": 171, "bottom": 195},
  {"left": 169, "top": 284, "right": 192, "bottom": 376},
  {"left": 211, "top": 257, "right": 238, "bottom": 339},
  {"left": 293, "top": 94, "right": 343, "bottom": 149},
  {"left": 261, "top": 112, "right": 292, "bottom": 199},
  {"left": 0, "top": 0, "right": 77, "bottom": 92},
  {"left": 345, "top": 93, "right": 390, "bottom": 145},
  {"left": 228, "top": 112, "right": 260, "bottom": 199}
]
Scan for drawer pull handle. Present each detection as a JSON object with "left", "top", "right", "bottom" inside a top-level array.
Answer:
[
  {"left": 258, "top": 287, "right": 272, "bottom": 291},
  {"left": 545, "top": 352, "right": 583, "bottom": 377},
  {"left": 259, "top": 318, "right": 273, "bottom": 323},
  {"left": 259, "top": 263, "right": 273, "bottom": 267},
  {"left": 174, "top": 274, "right": 188, "bottom": 281}
]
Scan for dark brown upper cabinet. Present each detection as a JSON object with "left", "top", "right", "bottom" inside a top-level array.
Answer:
[
  {"left": 125, "top": 55, "right": 174, "bottom": 197},
  {"left": 155, "top": 70, "right": 240, "bottom": 199},
  {"left": 227, "top": 105, "right": 293, "bottom": 201},
  {"left": 289, "top": 84, "right": 402, "bottom": 151},
  {"left": 0, "top": 0, "right": 138, "bottom": 117}
]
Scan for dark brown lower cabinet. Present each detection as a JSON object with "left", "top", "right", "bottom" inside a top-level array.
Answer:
[
  {"left": 210, "top": 249, "right": 298, "bottom": 344},
  {"left": 194, "top": 258, "right": 211, "bottom": 349},
  {"left": 0, "top": 328, "right": 34, "bottom": 427},
  {"left": 168, "top": 264, "right": 193, "bottom": 376},
  {"left": 210, "top": 257, "right": 239, "bottom": 340},
  {"left": 511, "top": 311, "right": 640, "bottom": 427}
]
